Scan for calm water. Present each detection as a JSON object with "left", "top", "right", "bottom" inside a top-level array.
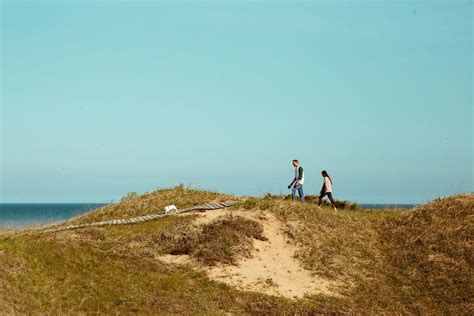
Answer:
[
  {"left": 0, "top": 203, "right": 106, "bottom": 228},
  {"left": 361, "top": 204, "right": 415, "bottom": 209}
]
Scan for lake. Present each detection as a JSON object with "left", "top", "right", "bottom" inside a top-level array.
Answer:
[{"left": 0, "top": 203, "right": 106, "bottom": 228}]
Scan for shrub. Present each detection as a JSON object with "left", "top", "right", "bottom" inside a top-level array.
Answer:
[
  {"left": 160, "top": 215, "right": 265, "bottom": 266},
  {"left": 121, "top": 192, "right": 138, "bottom": 202}
]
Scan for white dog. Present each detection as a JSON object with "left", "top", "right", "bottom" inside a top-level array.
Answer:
[{"left": 164, "top": 205, "right": 178, "bottom": 214}]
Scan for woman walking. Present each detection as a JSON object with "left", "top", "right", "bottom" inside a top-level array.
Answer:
[{"left": 318, "top": 170, "right": 337, "bottom": 210}]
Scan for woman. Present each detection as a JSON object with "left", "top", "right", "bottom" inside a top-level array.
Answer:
[{"left": 318, "top": 170, "right": 337, "bottom": 210}]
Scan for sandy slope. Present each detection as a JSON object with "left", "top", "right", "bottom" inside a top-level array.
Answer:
[{"left": 159, "top": 209, "right": 339, "bottom": 299}]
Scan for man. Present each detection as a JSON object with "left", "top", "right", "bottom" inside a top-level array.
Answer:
[{"left": 288, "top": 159, "right": 305, "bottom": 202}]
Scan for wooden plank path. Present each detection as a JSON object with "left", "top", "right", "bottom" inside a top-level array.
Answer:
[{"left": 42, "top": 201, "right": 238, "bottom": 233}]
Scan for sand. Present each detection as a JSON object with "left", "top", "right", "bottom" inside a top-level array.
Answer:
[{"left": 159, "top": 208, "right": 339, "bottom": 299}]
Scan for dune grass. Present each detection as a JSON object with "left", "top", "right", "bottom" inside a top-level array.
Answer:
[
  {"left": 68, "top": 185, "right": 237, "bottom": 225},
  {"left": 379, "top": 195, "right": 473, "bottom": 313},
  {"left": 0, "top": 213, "right": 336, "bottom": 314},
  {"left": 162, "top": 214, "right": 266, "bottom": 266},
  {"left": 0, "top": 188, "right": 472, "bottom": 314}
]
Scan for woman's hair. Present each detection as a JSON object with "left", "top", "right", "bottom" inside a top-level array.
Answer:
[{"left": 321, "top": 170, "right": 332, "bottom": 184}]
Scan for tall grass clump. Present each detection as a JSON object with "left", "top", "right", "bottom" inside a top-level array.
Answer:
[{"left": 159, "top": 215, "right": 266, "bottom": 265}]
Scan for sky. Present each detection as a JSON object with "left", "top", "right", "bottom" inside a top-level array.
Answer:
[{"left": 1, "top": 1, "right": 472, "bottom": 204}]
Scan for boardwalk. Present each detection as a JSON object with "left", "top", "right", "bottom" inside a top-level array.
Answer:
[{"left": 43, "top": 201, "right": 238, "bottom": 233}]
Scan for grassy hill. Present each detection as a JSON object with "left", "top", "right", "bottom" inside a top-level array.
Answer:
[{"left": 0, "top": 187, "right": 472, "bottom": 314}]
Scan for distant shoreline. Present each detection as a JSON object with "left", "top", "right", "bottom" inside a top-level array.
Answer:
[{"left": 0, "top": 203, "right": 106, "bottom": 229}]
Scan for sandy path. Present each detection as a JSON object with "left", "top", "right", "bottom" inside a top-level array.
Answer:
[{"left": 160, "top": 209, "right": 339, "bottom": 299}]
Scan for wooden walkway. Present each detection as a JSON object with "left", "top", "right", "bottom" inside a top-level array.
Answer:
[{"left": 43, "top": 201, "right": 238, "bottom": 233}]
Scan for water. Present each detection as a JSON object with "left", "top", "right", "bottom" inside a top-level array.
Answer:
[
  {"left": 0, "top": 203, "right": 106, "bottom": 228},
  {"left": 362, "top": 204, "right": 416, "bottom": 209}
]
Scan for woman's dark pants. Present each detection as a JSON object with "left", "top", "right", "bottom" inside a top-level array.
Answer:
[{"left": 318, "top": 192, "right": 335, "bottom": 207}]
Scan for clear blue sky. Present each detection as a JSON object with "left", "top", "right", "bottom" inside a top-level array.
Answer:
[{"left": 1, "top": 1, "right": 472, "bottom": 204}]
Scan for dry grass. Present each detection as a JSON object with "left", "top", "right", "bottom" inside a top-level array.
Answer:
[
  {"left": 0, "top": 215, "right": 335, "bottom": 314},
  {"left": 0, "top": 188, "right": 472, "bottom": 314},
  {"left": 155, "top": 215, "right": 266, "bottom": 265},
  {"left": 67, "top": 185, "right": 236, "bottom": 225},
  {"left": 239, "top": 194, "right": 473, "bottom": 313},
  {"left": 379, "top": 194, "right": 474, "bottom": 313},
  {"left": 247, "top": 193, "right": 361, "bottom": 210},
  {"left": 259, "top": 199, "right": 412, "bottom": 312}
]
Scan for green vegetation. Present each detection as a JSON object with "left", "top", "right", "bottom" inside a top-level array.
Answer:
[{"left": 0, "top": 187, "right": 472, "bottom": 314}]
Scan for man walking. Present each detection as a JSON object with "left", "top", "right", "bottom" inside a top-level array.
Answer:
[{"left": 288, "top": 159, "right": 305, "bottom": 202}]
